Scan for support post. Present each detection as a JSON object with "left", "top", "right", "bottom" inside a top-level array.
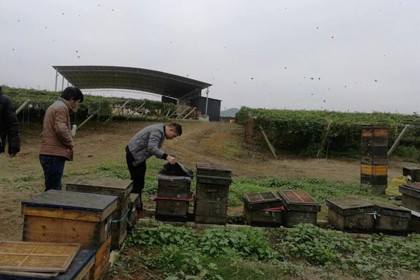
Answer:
[
  {"left": 388, "top": 125, "right": 411, "bottom": 157},
  {"left": 16, "top": 99, "right": 30, "bottom": 115},
  {"left": 259, "top": 125, "right": 277, "bottom": 159},
  {"left": 55, "top": 70, "right": 58, "bottom": 92},
  {"left": 183, "top": 107, "right": 196, "bottom": 119},
  {"left": 104, "top": 100, "right": 129, "bottom": 124},
  {"left": 317, "top": 122, "right": 332, "bottom": 158},
  {"left": 77, "top": 109, "right": 101, "bottom": 130}
]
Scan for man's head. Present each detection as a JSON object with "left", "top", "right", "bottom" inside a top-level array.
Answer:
[
  {"left": 61, "top": 87, "right": 84, "bottom": 109},
  {"left": 165, "top": 123, "right": 182, "bottom": 139}
]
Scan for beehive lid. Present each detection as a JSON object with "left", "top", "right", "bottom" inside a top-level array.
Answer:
[
  {"left": 66, "top": 176, "right": 133, "bottom": 197},
  {"left": 161, "top": 162, "right": 194, "bottom": 177},
  {"left": 0, "top": 241, "right": 80, "bottom": 273},
  {"left": 158, "top": 173, "right": 192, "bottom": 183},
  {"left": 196, "top": 163, "right": 231, "bottom": 178},
  {"left": 277, "top": 190, "right": 320, "bottom": 212},
  {"left": 243, "top": 192, "right": 283, "bottom": 210},
  {"left": 326, "top": 197, "right": 375, "bottom": 216},
  {"left": 374, "top": 201, "right": 411, "bottom": 218},
  {"left": 399, "top": 183, "right": 420, "bottom": 198},
  {"left": 21, "top": 190, "right": 118, "bottom": 221}
]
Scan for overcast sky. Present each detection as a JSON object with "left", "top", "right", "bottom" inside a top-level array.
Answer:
[{"left": 1, "top": 1, "right": 419, "bottom": 114}]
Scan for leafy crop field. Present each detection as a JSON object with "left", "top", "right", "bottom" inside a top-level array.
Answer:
[
  {"left": 237, "top": 107, "right": 420, "bottom": 160},
  {"left": 1, "top": 87, "right": 419, "bottom": 280}
]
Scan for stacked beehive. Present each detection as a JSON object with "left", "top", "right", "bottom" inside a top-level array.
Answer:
[
  {"left": 65, "top": 176, "right": 133, "bottom": 250},
  {"left": 21, "top": 190, "right": 117, "bottom": 280},
  {"left": 155, "top": 173, "right": 192, "bottom": 222},
  {"left": 194, "top": 163, "right": 232, "bottom": 225},
  {"left": 360, "top": 125, "right": 389, "bottom": 194}
]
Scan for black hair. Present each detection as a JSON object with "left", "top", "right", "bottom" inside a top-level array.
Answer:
[
  {"left": 169, "top": 123, "right": 182, "bottom": 136},
  {"left": 61, "top": 87, "right": 84, "bottom": 102}
]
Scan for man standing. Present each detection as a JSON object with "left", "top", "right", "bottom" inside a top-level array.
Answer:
[
  {"left": 39, "top": 87, "right": 83, "bottom": 191},
  {"left": 126, "top": 123, "right": 182, "bottom": 213},
  {"left": 0, "top": 86, "right": 20, "bottom": 157}
]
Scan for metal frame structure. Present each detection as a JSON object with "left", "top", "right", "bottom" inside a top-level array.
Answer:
[{"left": 53, "top": 65, "right": 211, "bottom": 101}]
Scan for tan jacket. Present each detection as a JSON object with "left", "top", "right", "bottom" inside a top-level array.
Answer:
[{"left": 40, "top": 98, "right": 73, "bottom": 160}]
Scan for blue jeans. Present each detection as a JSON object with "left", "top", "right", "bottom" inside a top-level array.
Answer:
[{"left": 39, "top": 155, "right": 66, "bottom": 191}]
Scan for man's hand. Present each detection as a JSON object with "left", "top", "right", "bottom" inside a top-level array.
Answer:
[{"left": 166, "top": 155, "right": 177, "bottom": 165}]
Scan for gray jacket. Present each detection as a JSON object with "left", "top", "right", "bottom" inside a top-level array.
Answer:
[{"left": 127, "top": 124, "right": 166, "bottom": 166}]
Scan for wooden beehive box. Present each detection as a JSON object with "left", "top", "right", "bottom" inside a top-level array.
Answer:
[
  {"left": 195, "top": 163, "right": 232, "bottom": 225},
  {"left": 128, "top": 193, "right": 140, "bottom": 231},
  {"left": 402, "top": 166, "right": 420, "bottom": 182},
  {"left": 326, "top": 197, "right": 375, "bottom": 231},
  {"left": 155, "top": 174, "right": 192, "bottom": 222},
  {"left": 92, "top": 237, "right": 111, "bottom": 280},
  {"left": 21, "top": 190, "right": 117, "bottom": 250},
  {"left": 243, "top": 192, "right": 284, "bottom": 227},
  {"left": 157, "top": 173, "right": 192, "bottom": 198},
  {"left": 407, "top": 209, "right": 420, "bottom": 233},
  {"left": 65, "top": 176, "right": 133, "bottom": 250},
  {"left": 155, "top": 199, "right": 191, "bottom": 222},
  {"left": 194, "top": 186, "right": 230, "bottom": 225},
  {"left": 66, "top": 176, "right": 133, "bottom": 218},
  {"left": 196, "top": 162, "right": 232, "bottom": 179},
  {"left": 373, "top": 201, "right": 411, "bottom": 234},
  {"left": 277, "top": 190, "right": 320, "bottom": 227},
  {"left": 399, "top": 182, "right": 420, "bottom": 212}
]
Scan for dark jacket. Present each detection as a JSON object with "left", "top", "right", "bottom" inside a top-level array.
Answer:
[{"left": 0, "top": 88, "right": 20, "bottom": 155}]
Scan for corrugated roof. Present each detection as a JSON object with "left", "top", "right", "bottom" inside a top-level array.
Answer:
[{"left": 53, "top": 65, "right": 211, "bottom": 99}]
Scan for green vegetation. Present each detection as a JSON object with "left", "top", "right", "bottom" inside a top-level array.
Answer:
[
  {"left": 111, "top": 221, "right": 420, "bottom": 280},
  {"left": 236, "top": 107, "right": 420, "bottom": 161},
  {"left": 2, "top": 85, "right": 177, "bottom": 119}
]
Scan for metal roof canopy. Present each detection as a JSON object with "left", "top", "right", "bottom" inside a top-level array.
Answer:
[{"left": 53, "top": 65, "right": 211, "bottom": 100}]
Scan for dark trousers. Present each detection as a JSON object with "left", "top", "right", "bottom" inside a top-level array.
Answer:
[
  {"left": 39, "top": 155, "right": 66, "bottom": 191},
  {"left": 126, "top": 146, "right": 146, "bottom": 209}
]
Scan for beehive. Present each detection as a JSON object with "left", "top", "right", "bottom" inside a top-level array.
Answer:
[
  {"left": 402, "top": 167, "right": 420, "bottom": 183},
  {"left": 22, "top": 190, "right": 117, "bottom": 249},
  {"left": 373, "top": 201, "right": 411, "bottom": 234},
  {"left": 326, "top": 197, "right": 375, "bottom": 231},
  {"left": 155, "top": 173, "right": 192, "bottom": 222},
  {"left": 360, "top": 125, "right": 389, "bottom": 194},
  {"left": 278, "top": 190, "right": 320, "bottom": 227},
  {"left": 407, "top": 209, "right": 420, "bottom": 233},
  {"left": 243, "top": 192, "right": 283, "bottom": 226},
  {"left": 65, "top": 176, "right": 133, "bottom": 250},
  {"left": 399, "top": 182, "right": 420, "bottom": 212},
  {"left": 21, "top": 190, "right": 115, "bottom": 280},
  {"left": 195, "top": 163, "right": 232, "bottom": 225}
]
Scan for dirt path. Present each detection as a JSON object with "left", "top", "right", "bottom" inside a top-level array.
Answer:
[{"left": 0, "top": 120, "right": 414, "bottom": 241}]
